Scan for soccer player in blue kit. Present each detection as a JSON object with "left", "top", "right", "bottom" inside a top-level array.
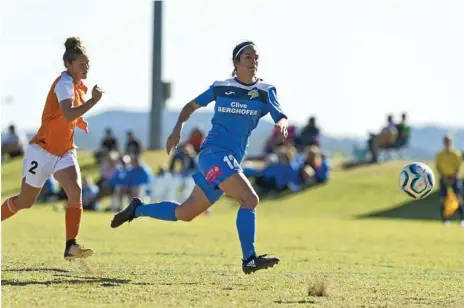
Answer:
[{"left": 111, "top": 41, "right": 289, "bottom": 274}]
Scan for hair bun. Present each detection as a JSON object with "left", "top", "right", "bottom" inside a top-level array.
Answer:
[{"left": 64, "top": 37, "right": 83, "bottom": 51}]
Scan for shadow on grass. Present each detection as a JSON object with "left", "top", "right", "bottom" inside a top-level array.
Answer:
[
  {"left": 358, "top": 191, "right": 461, "bottom": 221},
  {"left": 2, "top": 268, "right": 69, "bottom": 273},
  {"left": 1, "top": 267, "right": 202, "bottom": 287},
  {"left": 254, "top": 183, "right": 325, "bottom": 202},
  {"left": 1, "top": 276, "right": 199, "bottom": 287},
  {"left": 342, "top": 159, "right": 375, "bottom": 170},
  {"left": 1, "top": 276, "right": 132, "bottom": 287},
  {"left": 275, "top": 299, "right": 316, "bottom": 305}
]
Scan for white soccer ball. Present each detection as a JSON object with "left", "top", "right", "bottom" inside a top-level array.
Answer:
[{"left": 398, "top": 162, "right": 435, "bottom": 199}]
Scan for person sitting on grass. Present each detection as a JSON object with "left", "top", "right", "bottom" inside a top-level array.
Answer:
[
  {"left": 1, "top": 124, "right": 27, "bottom": 161},
  {"left": 299, "top": 145, "right": 331, "bottom": 187}
]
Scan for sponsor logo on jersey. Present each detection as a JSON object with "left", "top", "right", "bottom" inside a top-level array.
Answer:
[
  {"left": 217, "top": 101, "right": 259, "bottom": 116},
  {"left": 205, "top": 165, "right": 222, "bottom": 183}
]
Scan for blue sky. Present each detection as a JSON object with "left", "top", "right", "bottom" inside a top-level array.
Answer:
[{"left": 2, "top": 0, "right": 463, "bottom": 138}]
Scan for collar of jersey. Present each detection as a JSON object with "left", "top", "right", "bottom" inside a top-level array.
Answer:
[
  {"left": 234, "top": 77, "right": 259, "bottom": 87},
  {"left": 62, "top": 71, "right": 88, "bottom": 92}
]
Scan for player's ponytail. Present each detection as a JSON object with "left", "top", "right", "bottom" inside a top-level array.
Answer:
[
  {"left": 63, "top": 37, "right": 87, "bottom": 66},
  {"left": 231, "top": 41, "right": 255, "bottom": 76}
]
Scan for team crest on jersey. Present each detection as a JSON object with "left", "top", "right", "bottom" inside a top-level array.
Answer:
[
  {"left": 205, "top": 165, "right": 222, "bottom": 183},
  {"left": 247, "top": 89, "right": 259, "bottom": 100}
]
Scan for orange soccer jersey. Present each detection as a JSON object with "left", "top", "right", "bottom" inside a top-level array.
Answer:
[{"left": 30, "top": 72, "right": 87, "bottom": 157}]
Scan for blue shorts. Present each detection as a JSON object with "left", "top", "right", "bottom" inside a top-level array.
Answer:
[
  {"left": 439, "top": 177, "right": 462, "bottom": 197},
  {"left": 192, "top": 147, "right": 242, "bottom": 204}
]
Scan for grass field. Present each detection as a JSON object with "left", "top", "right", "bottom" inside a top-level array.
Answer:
[{"left": 1, "top": 151, "right": 464, "bottom": 307}]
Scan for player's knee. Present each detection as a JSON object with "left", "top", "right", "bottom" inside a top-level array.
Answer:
[
  {"left": 14, "top": 195, "right": 35, "bottom": 209},
  {"left": 243, "top": 192, "right": 259, "bottom": 209},
  {"left": 66, "top": 184, "right": 82, "bottom": 203}
]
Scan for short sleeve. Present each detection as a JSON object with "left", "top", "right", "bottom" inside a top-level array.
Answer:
[
  {"left": 266, "top": 87, "right": 287, "bottom": 123},
  {"left": 194, "top": 85, "right": 215, "bottom": 107},
  {"left": 54, "top": 78, "right": 75, "bottom": 103}
]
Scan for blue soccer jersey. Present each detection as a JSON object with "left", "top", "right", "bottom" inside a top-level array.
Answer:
[
  {"left": 194, "top": 77, "right": 287, "bottom": 163},
  {"left": 191, "top": 77, "right": 287, "bottom": 204}
]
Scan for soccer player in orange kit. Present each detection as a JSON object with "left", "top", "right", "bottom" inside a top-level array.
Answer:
[{"left": 1, "top": 37, "right": 104, "bottom": 260}]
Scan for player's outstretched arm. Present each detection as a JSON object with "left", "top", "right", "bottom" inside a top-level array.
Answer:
[
  {"left": 60, "top": 85, "right": 104, "bottom": 122},
  {"left": 166, "top": 100, "right": 202, "bottom": 155}
]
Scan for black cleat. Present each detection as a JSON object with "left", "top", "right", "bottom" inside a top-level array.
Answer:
[
  {"left": 110, "top": 198, "right": 143, "bottom": 228},
  {"left": 64, "top": 243, "right": 93, "bottom": 260},
  {"left": 242, "top": 254, "right": 280, "bottom": 274}
]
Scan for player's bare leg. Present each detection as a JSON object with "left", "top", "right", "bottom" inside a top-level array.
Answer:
[
  {"left": 54, "top": 165, "right": 93, "bottom": 260},
  {"left": 1, "top": 178, "right": 41, "bottom": 221},
  {"left": 219, "top": 172, "right": 280, "bottom": 274}
]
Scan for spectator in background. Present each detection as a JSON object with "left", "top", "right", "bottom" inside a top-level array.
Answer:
[
  {"left": 94, "top": 128, "right": 119, "bottom": 164},
  {"left": 1, "top": 124, "right": 27, "bottom": 160},
  {"left": 177, "top": 144, "right": 199, "bottom": 202},
  {"left": 296, "top": 116, "right": 320, "bottom": 151},
  {"left": 247, "top": 146, "right": 301, "bottom": 196},
  {"left": 435, "top": 135, "right": 464, "bottom": 227},
  {"left": 108, "top": 154, "right": 132, "bottom": 211},
  {"left": 185, "top": 127, "right": 205, "bottom": 154},
  {"left": 169, "top": 127, "right": 204, "bottom": 173},
  {"left": 300, "top": 145, "right": 330, "bottom": 186},
  {"left": 96, "top": 151, "right": 120, "bottom": 197},
  {"left": 126, "top": 130, "right": 142, "bottom": 156},
  {"left": 264, "top": 125, "right": 296, "bottom": 154},
  {"left": 125, "top": 154, "right": 153, "bottom": 200},
  {"left": 369, "top": 114, "right": 398, "bottom": 162},
  {"left": 150, "top": 165, "right": 173, "bottom": 201},
  {"left": 395, "top": 113, "right": 410, "bottom": 148},
  {"left": 37, "top": 176, "right": 59, "bottom": 202},
  {"left": 101, "top": 128, "right": 119, "bottom": 153},
  {"left": 82, "top": 176, "right": 100, "bottom": 211}
]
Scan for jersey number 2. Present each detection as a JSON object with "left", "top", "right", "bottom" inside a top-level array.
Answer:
[
  {"left": 29, "top": 161, "right": 38, "bottom": 175},
  {"left": 223, "top": 155, "right": 239, "bottom": 169}
]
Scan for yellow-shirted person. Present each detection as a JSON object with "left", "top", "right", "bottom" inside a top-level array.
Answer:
[{"left": 435, "top": 135, "right": 463, "bottom": 227}]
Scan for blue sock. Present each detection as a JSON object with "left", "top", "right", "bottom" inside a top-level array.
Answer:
[
  {"left": 236, "top": 208, "right": 256, "bottom": 260},
  {"left": 135, "top": 201, "right": 179, "bottom": 221}
]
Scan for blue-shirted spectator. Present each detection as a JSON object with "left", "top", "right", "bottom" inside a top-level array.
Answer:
[
  {"left": 109, "top": 155, "right": 132, "bottom": 211},
  {"left": 82, "top": 176, "right": 100, "bottom": 211},
  {"left": 245, "top": 147, "right": 301, "bottom": 195},
  {"left": 295, "top": 116, "right": 321, "bottom": 151},
  {"left": 37, "top": 176, "right": 59, "bottom": 202},
  {"left": 126, "top": 155, "right": 153, "bottom": 200},
  {"left": 300, "top": 146, "right": 331, "bottom": 186}
]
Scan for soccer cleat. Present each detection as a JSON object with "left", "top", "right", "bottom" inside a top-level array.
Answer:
[
  {"left": 242, "top": 254, "right": 280, "bottom": 274},
  {"left": 444, "top": 220, "right": 451, "bottom": 227},
  {"left": 64, "top": 243, "right": 93, "bottom": 260},
  {"left": 460, "top": 220, "right": 464, "bottom": 228},
  {"left": 110, "top": 197, "right": 143, "bottom": 228}
]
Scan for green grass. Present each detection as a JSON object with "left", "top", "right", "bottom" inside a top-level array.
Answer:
[{"left": 2, "top": 152, "right": 464, "bottom": 307}]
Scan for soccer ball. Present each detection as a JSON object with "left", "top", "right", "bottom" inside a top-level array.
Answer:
[{"left": 399, "top": 162, "right": 435, "bottom": 199}]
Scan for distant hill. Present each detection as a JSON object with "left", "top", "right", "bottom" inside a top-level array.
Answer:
[
  {"left": 4, "top": 109, "right": 464, "bottom": 160},
  {"left": 70, "top": 109, "right": 362, "bottom": 157}
]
